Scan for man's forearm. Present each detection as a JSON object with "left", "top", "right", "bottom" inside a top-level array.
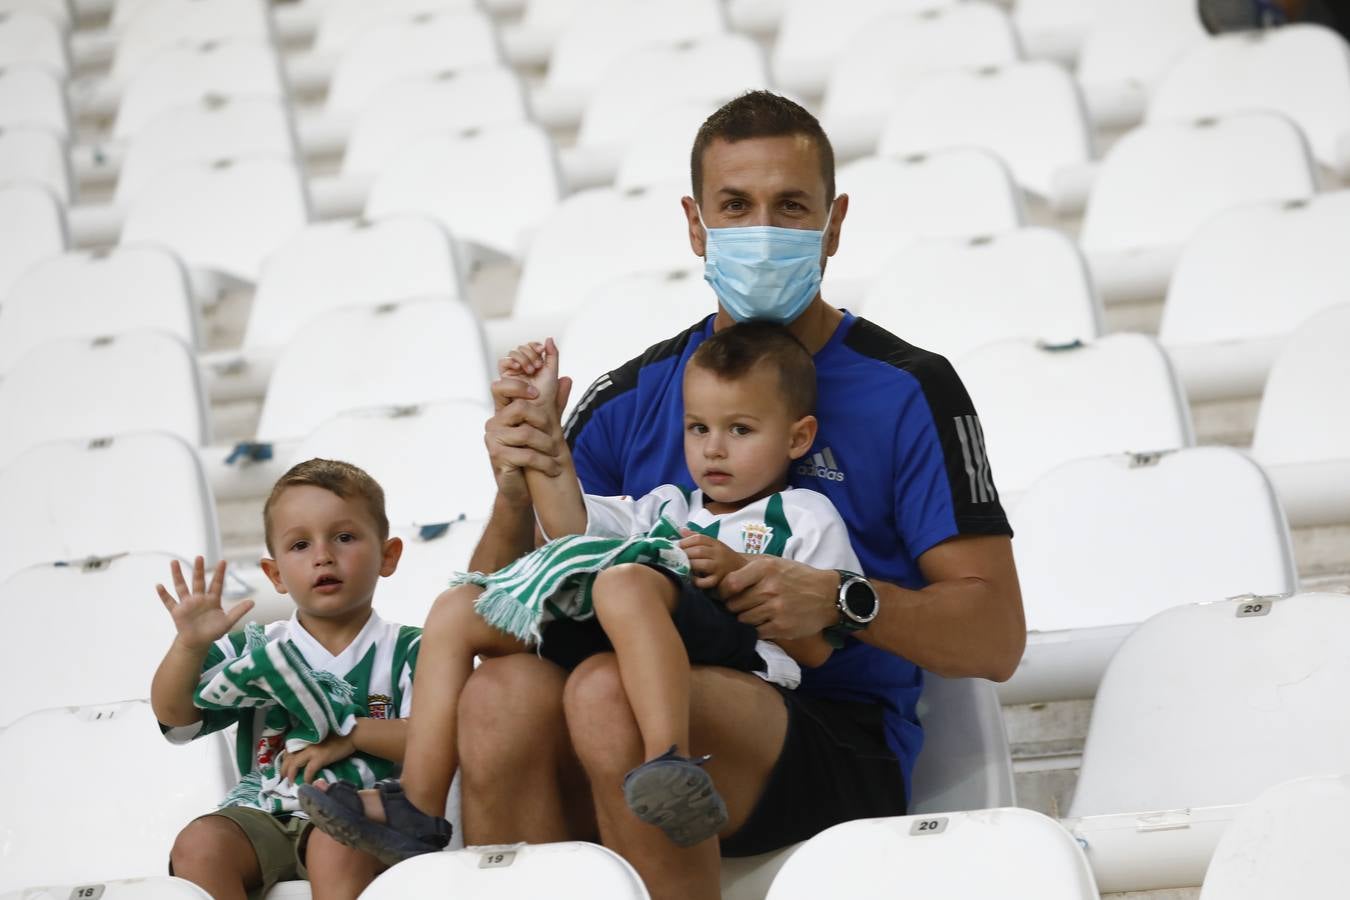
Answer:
[{"left": 469, "top": 492, "right": 538, "bottom": 572}]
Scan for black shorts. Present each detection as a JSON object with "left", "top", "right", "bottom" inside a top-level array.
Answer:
[
  {"left": 719, "top": 686, "right": 908, "bottom": 857},
  {"left": 538, "top": 575, "right": 765, "bottom": 674}
]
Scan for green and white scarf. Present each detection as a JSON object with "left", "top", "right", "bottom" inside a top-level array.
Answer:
[
  {"left": 451, "top": 516, "right": 690, "bottom": 646},
  {"left": 196, "top": 623, "right": 395, "bottom": 813}
]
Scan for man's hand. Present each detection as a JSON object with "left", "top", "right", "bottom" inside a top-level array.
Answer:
[
  {"left": 156, "top": 557, "right": 253, "bottom": 652},
  {"left": 719, "top": 557, "right": 838, "bottom": 642},
  {"left": 678, "top": 529, "right": 747, "bottom": 589},
  {"left": 280, "top": 731, "right": 355, "bottom": 785}
]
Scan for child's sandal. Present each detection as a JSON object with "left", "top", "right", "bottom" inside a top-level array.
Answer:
[{"left": 298, "top": 779, "right": 451, "bottom": 867}]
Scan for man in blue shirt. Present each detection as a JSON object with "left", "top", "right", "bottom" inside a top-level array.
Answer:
[{"left": 462, "top": 92, "right": 1024, "bottom": 900}]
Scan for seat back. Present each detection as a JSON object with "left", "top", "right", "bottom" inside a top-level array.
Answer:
[
  {"left": 0, "top": 876, "right": 212, "bottom": 899},
  {"left": 772, "top": 0, "right": 937, "bottom": 97},
  {"left": 248, "top": 215, "right": 464, "bottom": 351},
  {"left": 859, "top": 227, "right": 1101, "bottom": 361},
  {"left": 365, "top": 122, "right": 561, "bottom": 260},
  {"left": 1199, "top": 774, "right": 1350, "bottom": 900},
  {"left": 1080, "top": 113, "right": 1316, "bottom": 254},
  {"left": 0, "top": 125, "right": 69, "bottom": 202},
  {"left": 1077, "top": 0, "right": 1206, "bottom": 100},
  {"left": 0, "top": 8, "right": 67, "bottom": 74},
  {"left": 0, "top": 245, "right": 196, "bottom": 369},
  {"left": 878, "top": 60, "right": 1093, "bottom": 198},
  {"left": 1011, "top": 447, "right": 1296, "bottom": 634},
  {"left": 377, "top": 518, "right": 487, "bottom": 628},
  {"left": 910, "top": 674, "right": 1017, "bottom": 814},
  {"left": 615, "top": 99, "right": 718, "bottom": 191},
  {"left": 313, "top": 0, "right": 480, "bottom": 56},
  {"left": 0, "top": 702, "right": 235, "bottom": 893},
  {"left": 121, "top": 156, "right": 309, "bottom": 283},
  {"left": 0, "top": 553, "right": 190, "bottom": 725},
  {"left": 109, "top": 0, "right": 272, "bottom": 87},
  {"left": 957, "top": 333, "right": 1192, "bottom": 495},
  {"left": 0, "top": 432, "right": 219, "bottom": 581},
  {"left": 1252, "top": 304, "right": 1350, "bottom": 466},
  {"left": 1070, "top": 593, "right": 1350, "bottom": 816},
  {"left": 256, "top": 297, "right": 491, "bottom": 442},
  {"left": 0, "top": 332, "right": 207, "bottom": 465},
  {"left": 0, "top": 180, "right": 64, "bottom": 297},
  {"left": 0, "top": 63, "right": 68, "bottom": 136},
  {"left": 1161, "top": 191, "right": 1350, "bottom": 346},
  {"left": 766, "top": 809, "right": 1098, "bottom": 899}
]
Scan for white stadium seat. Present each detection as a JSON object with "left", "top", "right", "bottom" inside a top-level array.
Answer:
[
  {"left": 956, "top": 333, "right": 1193, "bottom": 498},
  {"left": 858, "top": 228, "right": 1102, "bottom": 362},
  {"left": 1079, "top": 113, "right": 1317, "bottom": 305},
  {"left": 1066, "top": 593, "right": 1350, "bottom": 892},
  {"left": 0, "top": 877, "right": 212, "bottom": 900},
  {"left": 614, "top": 99, "right": 714, "bottom": 192},
  {"left": 0, "top": 0, "right": 70, "bottom": 32},
  {"left": 1251, "top": 304, "right": 1350, "bottom": 527},
  {"left": 291, "top": 400, "right": 496, "bottom": 528},
  {"left": 342, "top": 65, "right": 529, "bottom": 178},
  {"left": 365, "top": 122, "right": 562, "bottom": 261},
  {"left": 0, "top": 63, "right": 69, "bottom": 136},
  {"left": 0, "top": 124, "right": 68, "bottom": 203},
  {"left": 821, "top": 3, "right": 1022, "bottom": 159},
  {"left": 362, "top": 841, "right": 650, "bottom": 899},
  {"left": 1003, "top": 447, "right": 1297, "bottom": 703},
  {"left": 0, "top": 8, "right": 67, "bottom": 74},
  {"left": 255, "top": 297, "right": 492, "bottom": 443},
  {"left": 0, "top": 245, "right": 197, "bottom": 369},
  {"left": 115, "top": 95, "right": 297, "bottom": 207},
  {"left": 108, "top": 0, "right": 273, "bottom": 90},
  {"left": 120, "top": 156, "right": 309, "bottom": 285},
  {"left": 0, "top": 701, "right": 235, "bottom": 893},
  {"left": 0, "top": 331, "right": 209, "bottom": 466},
  {"left": 0, "top": 180, "right": 64, "bottom": 299},
  {"left": 312, "top": 0, "right": 480, "bottom": 56},
  {"left": 766, "top": 809, "right": 1098, "bottom": 899},
  {"left": 877, "top": 60, "right": 1094, "bottom": 201},
  {"left": 561, "top": 270, "right": 716, "bottom": 419},
  {"left": 825, "top": 150, "right": 1024, "bottom": 304},
  {"left": 246, "top": 215, "right": 465, "bottom": 352},
  {"left": 514, "top": 181, "right": 700, "bottom": 319},
  {"left": 1161, "top": 191, "right": 1350, "bottom": 402},
  {"left": 324, "top": 10, "right": 501, "bottom": 118},
  {"left": 113, "top": 40, "right": 287, "bottom": 141},
  {"left": 1076, "top": 0, "right": 1207, "bottom": 127},
  {"left": 1199, "top": 774, "right": 1350, "bottom": 900},
  {"left": 1012, "top": 0, "right": 1103, "bottom": 63},
  {"left": 0, "top": 432, "right": 220, "bottom": 583},
  {"left": 1149, "top": 23, "right": 1350, "bottom": 177},
  {"left": 0, "top": 553, "right": 190, "bottom": 725},
  {"left": 771, "top": 0, "right": 943, "bottom": 98},
  {"left": 377, "top": 517, "right": 488, "bottom": 628}
]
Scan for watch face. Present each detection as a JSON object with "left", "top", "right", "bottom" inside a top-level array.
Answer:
[{"left": 843, "top": 580, "right": 877, "bottom": 621}]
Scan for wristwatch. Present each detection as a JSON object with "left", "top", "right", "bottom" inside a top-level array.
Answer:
[{"left": 823, "top": 570, "right": 879, "bottom": 648}]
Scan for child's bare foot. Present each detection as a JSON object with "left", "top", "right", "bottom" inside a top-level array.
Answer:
[
  {"left": 309, "top": 779, "right": 387, "bottom": 824},
  {"left": 298, "top": 779, "right": 450, "bottom": 867}
]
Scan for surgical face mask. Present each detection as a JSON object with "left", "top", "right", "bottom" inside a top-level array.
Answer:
[{"left": 699, "top": 204, "right": 833, "bottom": 324}]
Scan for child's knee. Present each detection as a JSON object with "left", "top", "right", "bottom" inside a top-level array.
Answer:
[
  {"left": 170, "top": 816, "right": 251, "bottom": 873},
  {"left": 592, "top": 564, "right": 676, "bottom": 616},
  {"left": 426, "top": 583, "right": 483, "bottom": 632}
]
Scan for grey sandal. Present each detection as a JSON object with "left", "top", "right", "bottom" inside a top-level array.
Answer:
[
  {"left": 297, "top": 779, "right": 451, "bottom": 867},
  {"left": 622, "top": 746, "right": 728, "bottom": 848}
]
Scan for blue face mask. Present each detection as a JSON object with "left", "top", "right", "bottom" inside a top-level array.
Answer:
[{"left": 700, "top": 205, "right": 833, "bottom": 324}]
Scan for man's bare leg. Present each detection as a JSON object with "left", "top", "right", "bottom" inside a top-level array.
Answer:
[
  {"left": 589, "top": 564, "right": 686, "bottom": 759},
  {"left": 564, "top": 654, "right": 787, "bottom": 900},
  {"left": 458, "top": 653, "right": 597, "bottom": 844}
]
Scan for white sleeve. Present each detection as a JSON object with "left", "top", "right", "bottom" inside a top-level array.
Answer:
[
  {"left": 583, "top": 485, "right": 690, "bottom": 538},
  {"left": 783, "top": 491, "right": 863, "bottom": 573}
]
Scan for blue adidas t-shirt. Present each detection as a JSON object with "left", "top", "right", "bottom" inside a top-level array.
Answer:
[{"left": 563, "top": 311, "right": 1011, "bottom": 796}]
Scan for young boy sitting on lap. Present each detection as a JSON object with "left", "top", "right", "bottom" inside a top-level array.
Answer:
[
  {"left": 152, "top": 459, "right": 430, "bottom": 900},
  {"left": 299, "top": 321, "right": 863, "bottom": 861}
]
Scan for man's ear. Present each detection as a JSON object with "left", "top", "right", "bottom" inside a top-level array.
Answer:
[
  {"left": 823, "top": 193, "right": 848, "bottom": 258},
  {"left": 379, "top": 537, "right": 404, "bottom": 578},
  {"left": 681, "top": 195, "right": 707, "bottom": 258},
  {"left": 259, "top": 557, "right": 287, "bottom": 594},
  {"left": 788, "top": 415, "right": 819, "bottom": 460}
]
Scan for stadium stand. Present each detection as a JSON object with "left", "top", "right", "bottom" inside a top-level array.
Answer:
[
  {"left": 1002, "top": 447, "right": 1297, "bottom": 703},
  {"left": 105, "top": 0, "right": 273, "bottom": 91},
  {"left": 0, "top": 180, "right": 65, "bottom": 297},
  {"left": 0, "top": 432, "right": 219, "bottom": 582},
  {"left": 857, "top": 227, "right": 1103, "bottom": 362},
  {"left": 1199, "top": 774, "right": 1350, "bottom": 899},
  {"left": 310, "top": 0, "right": 481, "bottom": 59},
  {"left": 0, "top": 124, "right": 70, "bottom": 202}
]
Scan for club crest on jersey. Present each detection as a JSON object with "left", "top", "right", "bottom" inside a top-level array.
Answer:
[
  {"left": 741, "top": 522, "right": 772, "bottom": 555},
  {"left": 366, "top": 693, "right": 393, "bottom": 720}
]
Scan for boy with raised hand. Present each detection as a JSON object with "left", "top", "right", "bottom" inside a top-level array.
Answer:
[
  {"left": 299, "top": 321, "right": 864, "bottom": 861},
  {"left": 152, "top": 459, "right": 434, "bottom": 900}
]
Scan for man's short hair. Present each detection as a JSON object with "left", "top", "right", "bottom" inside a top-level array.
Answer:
[
  {"left": 688, "top": 321, "right": 817, "bottom": 419},
  {"left": 691, "top": 90, "right": 836, "bottom": 205},
  {"left": 263, "top": 458, "right": 389, "bottom": 553}
]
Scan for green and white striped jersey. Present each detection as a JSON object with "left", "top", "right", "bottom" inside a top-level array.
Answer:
[{"left": 162, "top": 610, "right": 420, "bottom": 795}]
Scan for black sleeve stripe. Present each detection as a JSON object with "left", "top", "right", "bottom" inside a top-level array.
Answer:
[
  {"left": 843, "top": 317, "right": 1013, "bottom": 533},
  {"left": 563, "top": 316, "right": 710, "bottom": 449}
]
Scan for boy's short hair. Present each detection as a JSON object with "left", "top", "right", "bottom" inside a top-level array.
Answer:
[
  {"left": 688, "top": 321, "right": 816, "bottom": 419},
  {"left": 263, "top": 458, "right": 389, "bottom": 553},
  {"left": 691, "top": 90, "right": 837, "bottom": 205}
]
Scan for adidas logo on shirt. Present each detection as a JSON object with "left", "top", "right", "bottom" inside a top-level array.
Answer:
[{"left": 796, "top": 446, "right": 846, "bottom": 482}]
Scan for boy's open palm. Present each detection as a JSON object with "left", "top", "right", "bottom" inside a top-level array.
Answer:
[{"left": 156, "top": 556, "right": 253, "bottom": 652}]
